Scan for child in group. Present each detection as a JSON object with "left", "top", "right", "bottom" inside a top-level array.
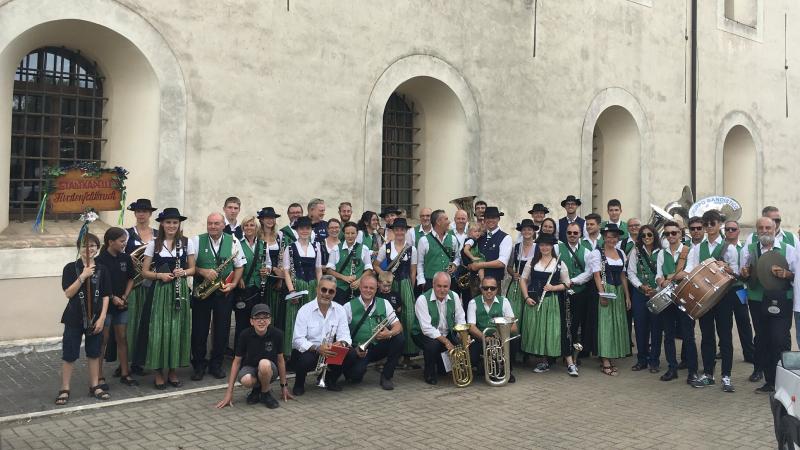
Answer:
[{"left": 462, "top": 223, "right": 486, "bottom": 282}]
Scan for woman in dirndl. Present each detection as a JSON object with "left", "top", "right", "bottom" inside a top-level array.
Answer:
[
  {"left": 257, "top": 207, "right": 285, "bottom": 331},
  {"left": 588, "top": 223, "right": 632, "bottom": 376},
  {"left": 520, "top": 234, "right": 577, "bottom": 376},
  {"left": 282, "top": 216, "right": 322, "bottom": 357},
  {"left": 140, "top": 207, "right": 194, "bottom": 389},
  {"left": 507, "top": 219, "right": 538, "bottom": 326}
]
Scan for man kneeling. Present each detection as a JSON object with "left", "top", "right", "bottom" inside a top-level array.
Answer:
[
  {"left": 216, "top": 304, "right": 292, "bottom": 409},
  {"left": 342, "top": 273, "right": 405, "bottom": 390}
]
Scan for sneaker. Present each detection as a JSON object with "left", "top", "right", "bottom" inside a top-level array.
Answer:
[
  {"left": 533, "top": 362, "right": 550, "bottom": 373},
  {"left": 567, "top": 364, "right": 579, "bottom": 377},
  {"left": 246, "top": 386, "right": 261, "bottom": 404},
  {"left": 691, "top": 374, "right": 715, "bottom": 388},
  {"left": 686, "top": 373, "right": 698, "bottom": 385},
  {"left": 721, "top": 376, "right": 735, "bottom": 393},
  {"left": 260, "top": 391, "right": 280, "bottom": 409},
  {"left": 755, "top": 383, "right": 775, "bottom": 394}
]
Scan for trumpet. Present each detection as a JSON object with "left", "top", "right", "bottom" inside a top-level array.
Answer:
[
  {"left": 193, "top": 249, "right": 239, "bottom": 300},
  {"left": 482, "top": 317, "right": 520, "bottom": 386},
  {"left": 357, "top": 311, "right": 398, "bottom": 352},
  {"left": 315, "top": 325, "right": 338, "bottom": 388},
  {"left": 449, "top": 324, "right": 473, "bottom": 387}
]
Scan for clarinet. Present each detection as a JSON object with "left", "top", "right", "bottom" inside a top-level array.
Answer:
[
  {"left": 174, "top": 239, "right": 182, "bottom": 311},
  {"left": 259, "top": 239, "right": 268, "bottom": 301}
]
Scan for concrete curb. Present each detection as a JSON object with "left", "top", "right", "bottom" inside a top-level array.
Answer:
[{"left": 0, "top": 337, "right": 61, "bottom": 358}]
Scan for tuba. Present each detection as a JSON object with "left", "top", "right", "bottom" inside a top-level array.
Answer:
[
  {"left": 689, "top": 196, "right": 743, "bottom": 223},
  {"left": 450, "top": 196, "right": 477, "bottom": 221},
  {"left": 482, "top": 317, "right": 520, "bottom": 386},
  {"left": 449, "top": 323, "right": 474, "bottom": 387}
]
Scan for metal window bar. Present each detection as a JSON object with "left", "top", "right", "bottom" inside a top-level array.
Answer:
[
  {"left": 381, "top": 93, "right": 419, "bottom": 217},
  {"left": 10, "top": 47, "right": 106, "bottom": 222}
]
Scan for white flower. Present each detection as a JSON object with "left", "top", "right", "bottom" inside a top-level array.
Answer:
[{"left": 80, "top": 211, "right": 99, "bottom": 223}]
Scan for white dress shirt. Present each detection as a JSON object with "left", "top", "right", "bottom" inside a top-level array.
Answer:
[
  {"left": 416, "top": 231, "right": 462, "bottom": 285},
  {"left": 292, "top": 300, "right": 352, "bottom": 352},
  {"left": 521, "top": 259, "right": 571, "bottom": 285},
  {"left": 343, "top": 296, "right": 400, "bottom": 325},
  {"left": 144, "top": 239, "right": 197, "bottom": 258},
  {"left": 684, "top": 235, "right": 739, "bottom": 275},
  {"left": 325, "top": 242, "right": 372, "bottom": 271},
  {"left": 282, "top": 240, "right": 323, "bottom": 270},
  {"left": 587, "top": 249, "right": 626, "bottom": 273},
  {"left": 656, "top": 243, "right": 685, "bottom": 280},
  {"left": 581, "top": 235, "right": 600, "bottom": 251},
  {"left": 483, "top": 226, "right": 513, "bottom": 268},
  {"left": 189, "top": 234, "right": 246, "bottom": 268},
  {"left": 466, "top": 296, "right": 515, "bottom": 324},
  {"left": 562, "top": 242, "right": 593, "bottom": 285},
  {"left": 414, "top": 291, "right": 465, "bottom": 339},
  {"left": 406, "top": 225, "right": 433, "bottom": 246}
]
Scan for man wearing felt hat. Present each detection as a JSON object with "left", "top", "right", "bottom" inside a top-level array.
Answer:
[
  {"left": 468, "top": 206, "right": 512, "bottom": 285},
  {"left": 528, "top": 203, "right": 550, "bottom": 230},
  {"left": 379, "top": 206, "right": 401, "bottom": 242},
  {"left": 558, "top": 195, "right": 585, "bottom": 243}
]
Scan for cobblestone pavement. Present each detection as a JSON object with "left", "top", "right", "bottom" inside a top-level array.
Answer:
[{"left": 0, "top": 341, "right": 778, "bottom": 449}]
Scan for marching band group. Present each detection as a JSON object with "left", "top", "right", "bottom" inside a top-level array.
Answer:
[{"left": 54, "top": 194, "right": 799, "bottom": 410}]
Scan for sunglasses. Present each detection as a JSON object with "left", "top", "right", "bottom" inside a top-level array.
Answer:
[
  {"left": 566, "top": 231, "right": 581, "bottom": 236},
  {"left": 725, "top": 227, "right": 738, "bottom": 232},
  {"left": 703, "top": 221, "right": 717, "bottom": 227},
  {"left": 664, "top": 231, "right": 681, "bottom": 236},
  {"left": 689, "top": 226, "right": 703, "bottom": 231},
  {"left": 480, "top": 286, "right": 498, "bottom": 291},
  {"left": 774, "top": 218, "right": 782, "bottom": 224},
  {"left": 319, "top": 287, "right": 336, "bottom": 295},
  {"left": 641, "top": 233, "right": 653, "bottom": 238}
]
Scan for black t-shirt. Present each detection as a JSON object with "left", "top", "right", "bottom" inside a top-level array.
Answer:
[
  {"left": 94, "top": 249, "right": 134, "bottom": 297},
  {"left": 235, "top": 326, "right": 284, "bottom": 368},
  {"left": 61, "top": 260, "right": 112, "bottom": 327}
]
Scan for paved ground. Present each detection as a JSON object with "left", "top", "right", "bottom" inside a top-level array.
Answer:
[{"left": 0, "top": 334, "right": 778, "bottom": 449}]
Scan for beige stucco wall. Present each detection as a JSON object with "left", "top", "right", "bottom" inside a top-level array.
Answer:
[{"left": 0, "top": 0, "right": 798, "bottom": 340}]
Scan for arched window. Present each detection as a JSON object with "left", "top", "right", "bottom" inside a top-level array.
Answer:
[
  {"left": 10, "top": 47, "right": 105, "bottom": 220},
  {"left": 381, "top": 93, "right": 419, "bottom": 217}
]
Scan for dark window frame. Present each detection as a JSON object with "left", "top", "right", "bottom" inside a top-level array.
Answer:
[{"left": 381, "top": 93, "right": 419, "bottom": 218}]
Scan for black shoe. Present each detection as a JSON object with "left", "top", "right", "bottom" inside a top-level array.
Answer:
[
  {"left": 326, "top": 383, "right": 342, "bottom": 392},
  {"left": 209, "top": 368, "right": 226, "bottom": 379},
  {"left": 508, "top": 374, "right": 516, "bottom": 383},
  {"left": 677, "top": 361, "right": 688, "bottom": 370},
  {"left": 424, "top": 376, "right": 438, "bottom": 385},
  {"left": 748, "top": 370, "right": 764, "bottom": 383},
  {"left": 380, "top": 376, "right": 394, "bottom": 391},
  {"left": 261, "top": 391, "right": 280, "bottom": 409},
  {"left": 686, "top": 373, "right": 698, "bottom": 385},
  {"left": 130, "top": 365, "right": 146, "bottom": 376},
  {"left": 154, "top": 381, "right": 167, "bottom": 390},
  {"left": 246, "top": 387, "right": 261, "bottom": 404},
  {"left": 649, "top": 367, "right": 660, "bottom": 374},
  {"left": 292, "top": 383, "right": 305, "bottom": 396},
  {"left": 190, "top": 368, "right": 205, "bottom": 381},
  {"left": 660, "top": 369, "right": 678, "bottom": 381},
  {"left": 631, "top": 362, "right": 647, "bottom": 371},
  {"left": 755, "top": 383, "right": 775, "bottom": 394}
]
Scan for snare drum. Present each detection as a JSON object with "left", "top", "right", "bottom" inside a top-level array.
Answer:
[
  {"left": 673, "top": 258, "right": 735, "bottom": 320},
  {"left": 647, "top": 283, "right": 677, "bottom": 314}
]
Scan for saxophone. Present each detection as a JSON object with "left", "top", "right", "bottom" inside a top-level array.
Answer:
[{"left": 193, "top": 249, "right": 239, "bottom": 300}]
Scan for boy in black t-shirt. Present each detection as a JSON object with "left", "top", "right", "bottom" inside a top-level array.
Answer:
[
  {"left": 216, "top": 304, "right": 292, "bottom": 409},
  {"left": 56, "top": 233, "right": 112, "bottom": 406}
]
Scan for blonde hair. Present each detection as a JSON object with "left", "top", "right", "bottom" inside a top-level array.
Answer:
[
  {"left": 467, "top": 222, "right": 482, "bottom": 233},
  {"left": 241, "top": 216, "right": 260, "bottom": 233}
]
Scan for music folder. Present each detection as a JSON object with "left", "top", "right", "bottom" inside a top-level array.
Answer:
[{"left": 326, "top": 345, "right": 349, "bottom": 366}]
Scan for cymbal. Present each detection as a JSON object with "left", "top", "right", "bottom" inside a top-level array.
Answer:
[{"left": 756, "top": 250, "right": 790, "bottom": 291}]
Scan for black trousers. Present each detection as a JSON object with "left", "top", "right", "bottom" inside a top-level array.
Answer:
[
  {"left": 342, "top": 334, "right": 404, "bottom": 382},
  {"left": 290, "top": 349, "right": 344, "bottom": 388},
  {"left": 749, "top": 300, "right": 764, "bottom": 372},
  {"left": 412, "top": 332, "right": 460, "bottom": 381},
  {"left": 661, "top": 304, "right": 697, "bottom": 374},
  {"left": 698, "top": 290, "right": 735, "bottom": 378},
  {"left": 754, "top": 298, "right": 793, "bottom": 386},
  {"left": 191, "top": 292, "right": 232, "bottom": 372},
  {"left": 568, "top": 289, "right": 591, "bottom": 351},
  {"left": 731, "top": 290, "right": 754, "bottom": 364}
]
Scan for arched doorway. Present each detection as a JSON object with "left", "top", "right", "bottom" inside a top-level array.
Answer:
[
  {"left": 590, "top": 106, "right": 642, "bottom": 216},
  {"left": 722, "top": 125, "right": 757, "bottom": 225}
]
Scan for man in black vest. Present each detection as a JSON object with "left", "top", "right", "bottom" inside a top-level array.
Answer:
[
  {"left": 222, "top": 196, "right": 243, "bottom": 240},
  {"left": 469, "top": 206, "right": 512, "bottom": 284},
  {"left": 558, "top": 195, "right": 585, "bottom": 243},
  {"left": 308, "top": 198, "right": 328, "bottom": 244}
]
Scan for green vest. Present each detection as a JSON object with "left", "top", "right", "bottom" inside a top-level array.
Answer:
[
  {"left": 732, "top": 243, "right": 744, "bottom": 288},
  {"left": 699, "top": 239, "right": 725, "bottom": 262},
  {"left": 422, "top": 232, "right": 456, "bottom": 280},
  {"left": 412, "top": 290, "right": 456, "bottom": 336},
  {"left": 334, "top": 242, "right": 366, "bottom": 291},
  {"left": 558, "top": 242, "right": 587, "bottom": 293},
  {"left": 580, "top": 237, "right": 599, "bottom": 252},
  {"left": 635, "top": 248, "right": 659, "bottom": 288},
  {"left": 745, "top": 242, "right": 793, "bottom": 301},
  {"left": 749, "top": 230, "right": 796, "bottom": 247},
  {"left": 240, "top": 238, "right": 265, "bottom": 287},
  {"left": 281, "top": 226, "right": 296, "bottom": 247},
  {"left": 195, "top": 233, "right": 234, "bottom": 279},
  {"left": 472, "top": 296, "right": 504, "bottom": 331},
  {"left": 349, "top": 297, "right": 388, "bottom": 346},
  {"left": 661, "top": 246, "right": 681, "bottom": 277},
  {"left": 414, "top": 225, "right": 430, "bottom": 246}
]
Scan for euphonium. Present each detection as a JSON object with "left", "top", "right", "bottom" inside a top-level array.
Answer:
[
  {"left": 193, "top": 249, "right": 239, "bottom": 300},
  {"left": 482, "top": 317, "right": 520, "bottom": 386},
  {"left": 449, "top": 323, "right": 473, "bottom": 387}
]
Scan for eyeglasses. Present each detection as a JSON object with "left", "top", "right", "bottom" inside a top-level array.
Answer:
[
  {"left": 566, "top": 231, "right": 581, "bottom": 236},
  {"left": 774, "top": 218, "right": 782, "bottom": 224},
  {"left": 664, "top": 231, "right": 681, "bottom": 236},
  {"left": 725, "top": 227, "right": 739, "bottom": 232},
  {"left": 319, "top": 287, "right": 336, "bottom": 295},
  {"left": 629, "top": 224, "right": 641, "bottom": 228},
  {"left": 703, "top": 220, "right": 717, "bottom": 227},
  {"left": 689, "top": 226, "right": 703, "bottom": 231},
  {"left": 480, "top": 286, "right": 498, "bottom": 291},
  {"left": 252, "top": 315, "right": 271, "bottom": 321},
  {"left": 641, "top": 233, "right": 653, "bottom": 238}
]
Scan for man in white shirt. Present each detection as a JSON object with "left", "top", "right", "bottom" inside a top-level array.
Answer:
[
  {"left": 452, "top": 209, "right": 469, "bottom": 247},
  {"left": 190, "top": 212, "right": 246, "bottom": 381},
  {"left": 291, "top": 275, "right": 352, "bottom": 395},
  {"left": 412, "top": 272, "right": 466, "bottom": 385},
  {"left": 468, "top": 206, "right": 512, "bottom": 285},
  {"left": 342, "top": 274, "right": 404, "bottom": 390},
  {"left": 416, "top": 210, "right": 461, "bottom": 291},
  {"left": 406, "top": 207, "right": 433, "bottom": 246},
  {"left": 680, "top": 210, "right": 740, "bottom": 392},
  {"left": 745, "top": 206, "right": 797, "bottom": 248},
  {"left": 466, "top": 276, "right": 517, "bottom": 383},
  {"left": 222, "top": 196, "right": 243, "bottom": 240}
]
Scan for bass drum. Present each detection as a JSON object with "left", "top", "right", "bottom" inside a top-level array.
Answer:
[
  {"left": 673, "top": 258, "right": 735, "bottom": 320},
  {"left": 647, "top": 282, "right": 677, "bottom": 314}
]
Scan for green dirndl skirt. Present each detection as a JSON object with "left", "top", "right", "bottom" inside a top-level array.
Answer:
[
  {"left": 521, "top": 292, "right": 562, "bottom": 357},
  {"left": 597, "top": 283, "right": 630, "bottom": 359},
  {"left": 505, "top": 279, "right": 525, "bottom": 330},
  {"left": 126, "top": 284, "right": 150, "bottom": 361},
  {"left": 284, "top": 278, "right": 316, "bottom": 357},
  {"left": 265, "top": 281, "right": 283, "bottom": 330},
  {"left": 394, "top": 277, "right": 419, "bottom": 355},
  {"left": 145, "top": 279, "right": 191, "bottom": 370}
]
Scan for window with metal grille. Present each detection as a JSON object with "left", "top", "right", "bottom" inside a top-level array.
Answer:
[
  {"left": 381, "top": 93, "right": 419, "bottom": 218},
  {"left": 10, "top": 47, "right": 106, "bottom": 221}
]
